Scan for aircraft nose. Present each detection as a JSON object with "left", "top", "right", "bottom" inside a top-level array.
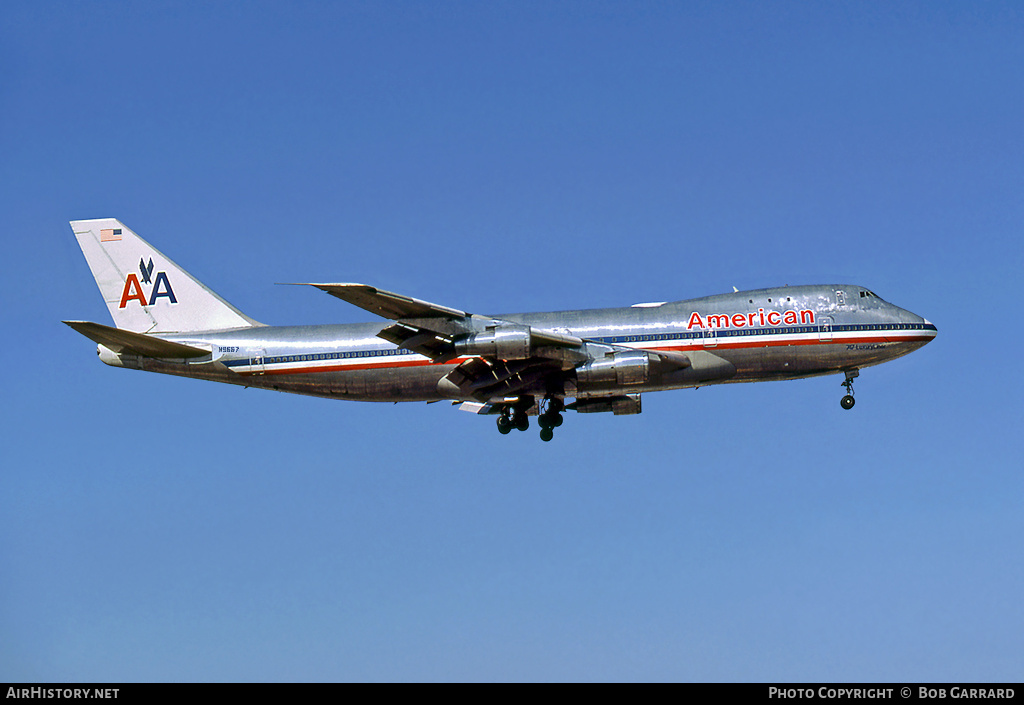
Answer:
[
  {"left": 892, "top": 304, "right": 936, "bottom": 344},
  {"left": 912, "top": 314, "right": 937, "bottom": 344}
]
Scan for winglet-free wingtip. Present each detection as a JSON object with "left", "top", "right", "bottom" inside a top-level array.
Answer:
[
  {"left": 278, "top": 282, "right": 369, "bottom": 288},
  {"left": 289, "top": 283, "right": 468, "bottom": 320}
]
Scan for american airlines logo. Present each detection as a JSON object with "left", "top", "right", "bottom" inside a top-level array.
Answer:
[
  {"left": 687, "top": 308, "right": 816, "bottom": 329},
  {"left": 118, "top": 257, "right": 178, "bottom": 308}
]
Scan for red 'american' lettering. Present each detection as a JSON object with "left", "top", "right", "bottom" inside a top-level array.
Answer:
[{"left": 687, "top": 308, "right": 815, "bottom": 329}]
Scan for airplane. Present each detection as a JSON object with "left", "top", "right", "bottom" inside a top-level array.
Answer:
[{"left": 66, "top": 218, "right": 937, "bottom": 441}]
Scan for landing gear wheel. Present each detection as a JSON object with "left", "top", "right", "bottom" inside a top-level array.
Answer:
[
  {"left": 538, "top": 412, "right": 562, "bottom": 430},
  {"left": 496, "top": 414, "right": 512, "bottom": 434},
  {"left": 538, "top": 398, "right": 564, "bottom": 432},
  {"left": 514, "top": 412, "right": 529, "bottom": 432},
  {"left": 840, "top": 369, "right": 859, "bottom": 411},
  {"left": 539, "top": 428, "right": 554, "bottom": 442}
]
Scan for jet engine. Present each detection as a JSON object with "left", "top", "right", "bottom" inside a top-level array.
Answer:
[
  {"left": 453, "top": 324, "right": 533, "bottom": 360},
  {"left": 575, "top": 350, "right": 651, "bottom": 391}
]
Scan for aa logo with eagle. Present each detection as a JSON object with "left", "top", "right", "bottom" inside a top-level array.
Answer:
[{"left": 118, "top": 257, "right": 178, "bottom": 309}]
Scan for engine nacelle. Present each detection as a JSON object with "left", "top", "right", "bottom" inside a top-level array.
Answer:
[
  {"left": 575, "top": 350, "right": 651, "bottom": 391},
  {"left": 570, "top": 394, "right": 642, "bottom": 415},
  {"left": 453, "top": 324, "right": 532, "bottom": 360}
]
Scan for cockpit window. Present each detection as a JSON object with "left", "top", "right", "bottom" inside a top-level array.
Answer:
[{"left": 858, "top": 290, "right": 887, "bottom": 303}]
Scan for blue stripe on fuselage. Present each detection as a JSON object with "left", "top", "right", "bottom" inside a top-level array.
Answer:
[{"left": 219, "top": 322, "right": 936, "bottom": 369}]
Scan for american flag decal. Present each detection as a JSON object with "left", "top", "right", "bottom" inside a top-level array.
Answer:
[{"left": 100, "top": 228, "right": 122, "bottom": 242}]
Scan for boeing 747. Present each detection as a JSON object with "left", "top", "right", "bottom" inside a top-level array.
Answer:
[{"left": 66, "top": 219, "right": 937, "bottom": 441}]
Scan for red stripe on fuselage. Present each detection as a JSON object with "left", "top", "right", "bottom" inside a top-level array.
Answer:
[{"left": 234, "top": 332, "right": 934, "bottom": 376}]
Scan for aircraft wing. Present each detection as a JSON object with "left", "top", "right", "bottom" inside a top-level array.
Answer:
[
  {"left": 300, "top": 282, "right": 585, "bottom": 361},
  {"left": 301, "top": 283, "right": 468, "bottom": 319},
  {"left": 437, "top": 345, "right": 692, "bottom": 402},
  {"left": 300, "top": 282, "right": 695, "bottom": 401}
]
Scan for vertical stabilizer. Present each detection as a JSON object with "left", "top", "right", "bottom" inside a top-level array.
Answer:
[{"left": 70, "top": 218, "right": 262, "bottom": 333}]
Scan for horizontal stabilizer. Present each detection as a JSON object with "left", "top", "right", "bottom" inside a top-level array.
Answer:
[{"left": 64, "top": 320, "right": 210, "bottom": 358}]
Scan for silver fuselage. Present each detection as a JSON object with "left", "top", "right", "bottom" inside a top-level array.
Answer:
[{"left": 103, "top": 284, "right": 936, "bottom": 404}]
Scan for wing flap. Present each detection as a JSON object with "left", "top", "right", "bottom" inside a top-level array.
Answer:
[
  {"left": 377, "top": 322, "right": 455, "bottom": 359},
  {"left": 437, "top": 357, "right": 561, "bottom": 401}
]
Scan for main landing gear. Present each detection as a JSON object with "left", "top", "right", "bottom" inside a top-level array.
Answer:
[
  {"left": 840, "top": 369, "right": 859, "bottom": 410},
  {"left": 537, "top": 398, "right": 564, "bottom": 442},
  {"left": 495, "top": 397, "right": 564, "bottom": 441},
  {"left": 496, "top": 406, "right": 529, "bottom": 434}
]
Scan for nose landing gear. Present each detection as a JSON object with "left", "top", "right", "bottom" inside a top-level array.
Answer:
[{"left": 840, "top": 369, "right": 859, "bottom": 410}]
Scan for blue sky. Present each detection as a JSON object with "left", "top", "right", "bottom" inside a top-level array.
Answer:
[{"left": 2, "top": 1, "right": 1022, "bottom": 682}]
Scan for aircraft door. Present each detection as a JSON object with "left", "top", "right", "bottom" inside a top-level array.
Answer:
[
  {"left": 249, "top": 348, "right": 267, "bottom": 375},
  {"left": 703, "top": 326, "right": 718, "bottom": 348},
  {"left": 819, "top": 317, "right": 833, "bottom": 343}
]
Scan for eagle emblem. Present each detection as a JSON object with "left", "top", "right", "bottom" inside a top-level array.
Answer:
[{"left": 139, "top": 257, "right": 154, "bottom": 284}]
